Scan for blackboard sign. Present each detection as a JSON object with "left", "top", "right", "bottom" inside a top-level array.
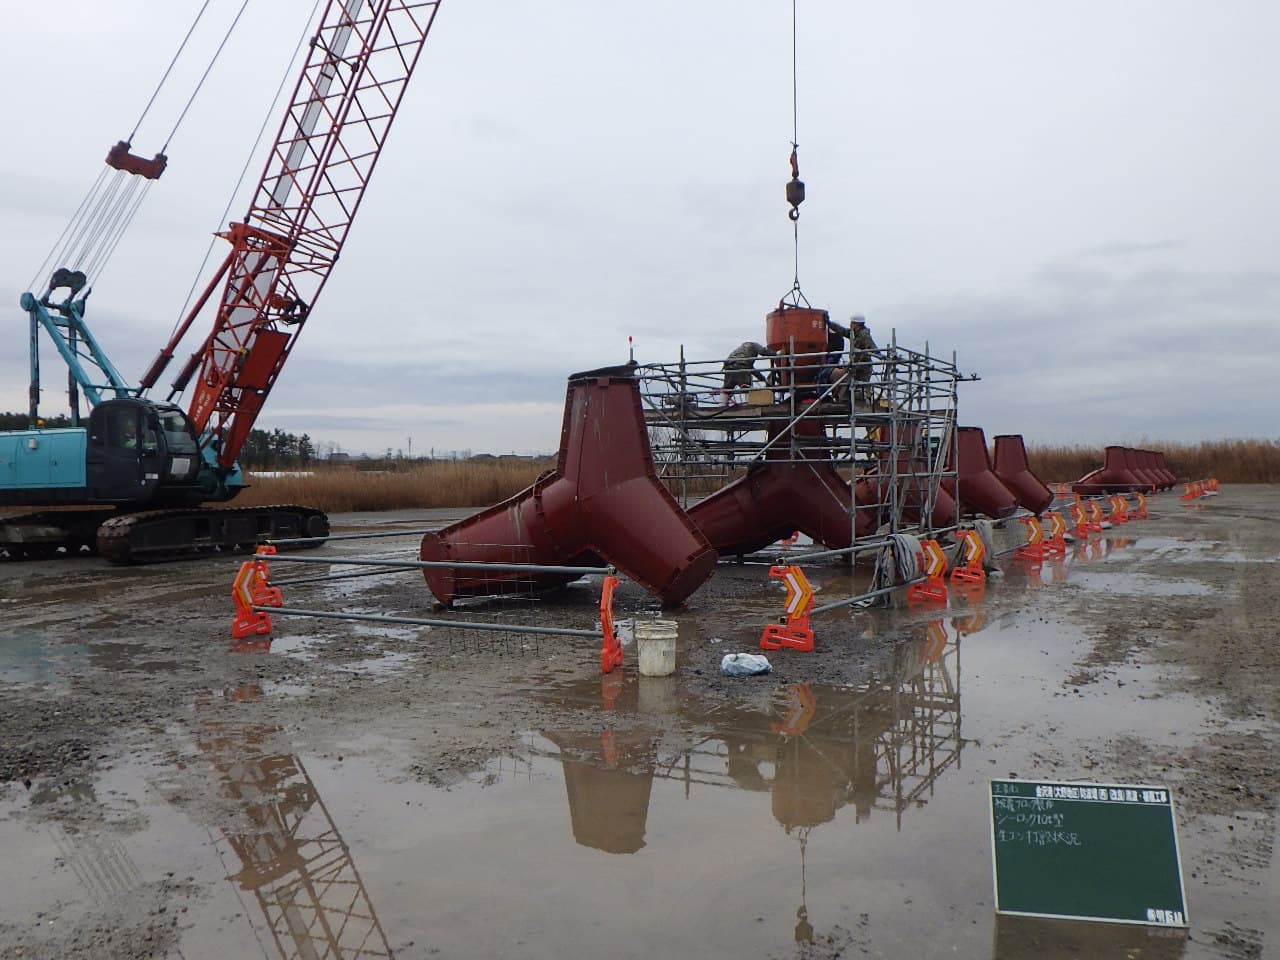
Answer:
[{"left": 989, "top": 779, "right": 1189, "bottom": 926}]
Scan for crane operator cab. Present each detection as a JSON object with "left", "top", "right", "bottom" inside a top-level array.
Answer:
[{"left": 86, "top": 398, "right": 224, "bottom": 506}]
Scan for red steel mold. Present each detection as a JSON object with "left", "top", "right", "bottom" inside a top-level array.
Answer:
[
  {"left": 688, "top": 420, "right": 876, "bottom": 557},
  {"left": 944, "top": 427, "right": 1019, "bottom": 519},
  {"left": 992, "top": 434, "right": 1054, "bottom": 515},
  {"left": 419, "top": 364, "right": 717, "bottom": 606}
]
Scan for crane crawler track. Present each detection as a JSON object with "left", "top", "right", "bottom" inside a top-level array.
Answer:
[{"left": 96, "top": 505, "right": 329, "bottom": 564}]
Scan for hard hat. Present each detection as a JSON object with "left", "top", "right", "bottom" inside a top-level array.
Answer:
[{"left": 850, "top": 314, "right": 866, "bottom": 326}]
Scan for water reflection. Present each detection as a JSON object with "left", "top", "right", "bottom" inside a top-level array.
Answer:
[
  {"left": 541, "top": 622, "right": 963, "bottom": 850},
  {"left": 993, "top": 914, "right": 1186, "bottom": 959},
  {"left": 192, "top": 686, "right": 394, "bottom": 959}
]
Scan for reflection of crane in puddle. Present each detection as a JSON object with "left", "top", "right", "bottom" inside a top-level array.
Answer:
[{"left": 187, "top": 687, "right": 393, "bottom": 960}]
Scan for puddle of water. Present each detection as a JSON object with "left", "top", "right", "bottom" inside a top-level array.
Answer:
[
  {"left": 0, "top": 631, "right": 88, "bottom": 688},
  {"left": 1062, "top": 570, "right": 1212, "bottom": 597},
  {"left": 341, "top": 648, "right": 415, "bottom": 679},
  {"left": 1, "top": 575, "right": 1244, "bottom": 959}
]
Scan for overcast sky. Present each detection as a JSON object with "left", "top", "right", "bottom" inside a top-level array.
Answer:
[{"left": 2, "top": 1, "right": 1276, "bottom": 456}]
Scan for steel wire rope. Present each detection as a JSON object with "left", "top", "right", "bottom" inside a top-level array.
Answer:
[
  {"left": 30, "top": 166, "right": 110, "bottom": 293},
  {"left": 167, "top": 0, "right": 325, "bottom": 342},
  {"left": 791, "top": 0, "right": 800, "bottom": 291},
  {"left": 83, "top": 176, "right": 143, "bottom": 280},
  {"left": 90, "top": 181, "right": 156, "bottom": 283},
  {"left": 128, "top": 0, "right": 215, "bottom": 143},
  {"left": 69, "top": 172, "right": 127, "bottom": 271},
  {"left": 161, "top": 0, "right": 253, "bottom": 154}
]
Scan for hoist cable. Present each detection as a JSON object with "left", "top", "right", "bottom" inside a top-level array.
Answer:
[
  {"left": 129, "top": 0, "right": 215, "bottom": 143},
  {"left": 83, "top": 177, "right": 140, "bottom": 280},
  {"left": 30, "top": 166, "right": 109, "bottom": 292},
  {"left": 162, "top": 0, "right": 253, "bottom": 152},
  {"left": 70, "top": 172, "right": 127, "bottom": 270},
  {"left": 790, "top": 0, "right": 803, "bottom": 297},
  {"left": 93, "top": 181, "right": 155, "bottom": 282},
  {"left": 169, "top": 0, "right": 324, "bottom": 340}
]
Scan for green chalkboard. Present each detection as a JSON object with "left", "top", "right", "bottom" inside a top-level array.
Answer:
[{"left": 989, "top": 779, "right": 1188, "bottom": 926}]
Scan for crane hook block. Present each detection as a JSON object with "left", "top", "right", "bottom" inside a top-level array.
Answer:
[
  {"left": 786, "top": 177, "right": 805, "bottom": 219},
  {"left": 105, "top": 140, "right": 168, "bottom": 181}
]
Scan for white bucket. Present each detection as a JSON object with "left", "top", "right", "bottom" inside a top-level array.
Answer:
[{"left": 635, "top": 619, "right": 678, "bottom": 677}]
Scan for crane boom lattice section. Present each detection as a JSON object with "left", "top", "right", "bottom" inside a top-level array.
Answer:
[{"left": 187, "top": 0, "right": 441, "bottom": 467}]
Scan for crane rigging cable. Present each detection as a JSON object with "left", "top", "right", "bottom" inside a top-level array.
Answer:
[
  {"left": 162, "top": 0, "right": 253, "bottom": 153},
  {"left": 27, "top": 0, "right": 251, "bottom": 296},
  {"left": 129, "top": 0, "right": 215, "bottom": 143},
  {"left": 782, "top": 0, "right": 809, "bottom": 307}
]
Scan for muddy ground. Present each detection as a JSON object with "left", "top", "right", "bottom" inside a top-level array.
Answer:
[{"left": 0, "top": 487, "right": 1277, "bottom": 959}]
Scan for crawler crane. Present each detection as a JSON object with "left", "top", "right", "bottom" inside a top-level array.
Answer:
[{"left": 0, "top": 0, "right": 441, "bottom": 562}]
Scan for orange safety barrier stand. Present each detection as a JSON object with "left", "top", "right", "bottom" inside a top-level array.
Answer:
[
  {"left": 907, "top": 539, "right": 950, "bottom": 606},
  {"left": 1108, "top": 495, "right": 1130, "bottom": 524},
  {"left": 1085, "top": 501, "right": 1105, "bottom": 532},
  {"left": 1131, "top": 491, "right": 1149, "bottom": 520},
  {"left": 778, "top": 530, "right": 801, "bottom": 547},
  {"left": 1068, "top": 502, "right": 1092, "bottom": 540},
  {"left": 1014, "top": 517, "right": 1047, "bottom": 562},
  {"left": 599, "top": 573, "right": 623, "bottom": 674},
  {"left": 950, "top": 529, "right": 987, "bottom": 583},
  {"left": 1208, "top": 478, "right": 1219, "bottom": 491},
  {"left": 761, "top": 564, "right": 816, "bottom": 652},
  {"left": 1043, "top": 512, "right": 1068, "bottom": 557},
  {"left": 231, "top": 546, "right": 282, "bottom": 640}
]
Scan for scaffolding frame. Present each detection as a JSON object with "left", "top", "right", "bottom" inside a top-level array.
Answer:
[{"left": 636, "top": 332, "right": 961, "bottom": 601}]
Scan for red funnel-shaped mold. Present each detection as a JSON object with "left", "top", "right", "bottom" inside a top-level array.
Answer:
[
  {"left": 688, "top": 419, "right": 876, "bottom": 556},
  {"left": 1073, "top": 446, "right": 1144, "bottom": 494},
  {"left": 1143, "top": 450, "right": 1174, "bottom": 489},
  {"left": 419, "top": 364, "right": 717, "bottom": 606},
  {"left": 944, "top": 427, "right": 1019, "bottom": 519},
  {"left": 992, "top": 434, "right": 1054, "bottom": 515},
  {"left": 1122, "top": 448, "right": 1158, "bottom": 491},
  {"left": 1155, "top": 451, "right": 1176, "bottom": 487}
]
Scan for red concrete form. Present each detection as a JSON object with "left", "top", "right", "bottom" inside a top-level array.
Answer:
[
  {"left": 1155, "top": 451, "right": 1176, "bottom": 487},
  {"left": 943, "top": 427, "right": 1019, "bottom": 519},
  {"left": 419, "top": 364, "right": 717, "bottom": 607},
  {"left": 1073, "top": 445, "right": 1145, "bottom": 495},
  {"left": 992, "top": 434, "right": 1054, "bottom": 515},
  {"left": 688, "top": 420, "right": 877, "bottom": 557},
  {"left": 1143, "top": 449, "right": 1175, "bottom": 489},
  {"left": 1122, "top": 448, "right": 1160, "bottom": 491}
]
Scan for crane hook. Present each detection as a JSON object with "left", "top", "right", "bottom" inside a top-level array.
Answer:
[{"left": 786, "top": 145, "right": 805, "bottom": 220}]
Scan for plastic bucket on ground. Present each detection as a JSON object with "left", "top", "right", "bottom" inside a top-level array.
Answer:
[{"left": 635, "top": 619, "right": 678, "bottom": 677}]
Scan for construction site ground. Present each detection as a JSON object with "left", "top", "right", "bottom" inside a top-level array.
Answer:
[{"left": 1, "top": 486, "right": 1277, "bottom": 959}]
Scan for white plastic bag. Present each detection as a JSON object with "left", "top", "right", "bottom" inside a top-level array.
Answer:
[{"left": 720, "top": 653, "right": 772, "bottom": 676}]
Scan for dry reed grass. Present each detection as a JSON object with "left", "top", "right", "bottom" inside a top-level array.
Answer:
[
  {"left": 1027, "top": 439, "right": 1280, "bottom": 484},
  {"left": 234, "top": 438, "right": 1278, "bottom": 514},
  {"left": 235, "top": 459, "right": 552, "bottom": 513}
]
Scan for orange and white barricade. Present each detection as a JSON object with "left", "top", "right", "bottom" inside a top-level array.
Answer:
[
  {"left": 761, "top": 565, "right": 816, "bottom": 652},
  {"left": 950, "top": 529, "right": 987, "bottom": 584},
  {"left": 1014, "top": 517, "right": 1047, "bottom": 563},
  {"left": 907, "top": 539, "right": 949, "bottom": 606}
]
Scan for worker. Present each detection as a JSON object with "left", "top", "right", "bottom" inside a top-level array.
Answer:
[
  {"left": 721, "top": 341, "right": 775, "bottom": 397},
  {"left": 824, "top": 314, "right": 878, "bottom": 403}
]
